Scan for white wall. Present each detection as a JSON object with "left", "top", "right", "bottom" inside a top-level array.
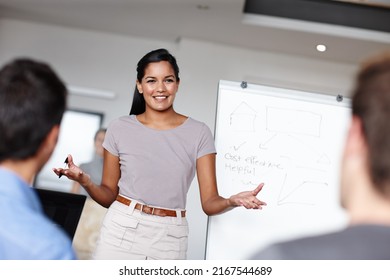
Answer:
[{"left": 0, "top": 18, "right": 358, "bottom": 259}]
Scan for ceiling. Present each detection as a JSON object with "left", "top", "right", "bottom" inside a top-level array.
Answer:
[{"left": 0, "top": 0, "right": 389, "bottom": 64}]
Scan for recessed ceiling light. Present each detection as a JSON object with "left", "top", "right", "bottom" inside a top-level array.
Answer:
[{"left": 316, "top": 44, "right": 327, "bottom": 52}]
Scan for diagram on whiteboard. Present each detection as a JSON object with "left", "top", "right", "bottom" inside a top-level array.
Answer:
[
  {"left": 226, "top": 101, "right": 331, "bottom": 206},
  {"left": 206, "top": 81, "right": 351, "bottom": 259}
]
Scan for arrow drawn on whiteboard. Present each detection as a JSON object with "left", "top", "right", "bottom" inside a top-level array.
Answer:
[
  {"left": 266, "top": 106, "right": 322, "bottom": 137},
  {"left": 259, "top": 133, "right": 277, "bottom": 150},
  {"left": 277, "top": 179, "right": 329, "bottom": 206},
  {"left": 287, "top": 134, "right": 331, "bottom": 165}
]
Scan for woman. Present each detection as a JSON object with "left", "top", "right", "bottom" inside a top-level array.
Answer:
[{"left": 53, "top": 48, "right": 266, "bottom": 259}]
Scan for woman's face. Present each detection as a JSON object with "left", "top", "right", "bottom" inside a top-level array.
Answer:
[{"left": 136, "top": 61, "right": 179, "bottom": 113}]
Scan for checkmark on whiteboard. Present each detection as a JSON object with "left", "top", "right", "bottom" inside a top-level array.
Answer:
[{"left": 233, "top": 141, "right": 246, "bottom": 151}]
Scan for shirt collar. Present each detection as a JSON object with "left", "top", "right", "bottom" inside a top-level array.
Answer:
[{"left": 0, "top": 167, "right": 42, "bottom": 212}]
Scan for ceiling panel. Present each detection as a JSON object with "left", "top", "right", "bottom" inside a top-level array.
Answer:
[
  {"left": 0, "top": 0, "right": 388, "bottom": 64},
  {"left": 243, "top": 0, "right": 390, "bottom": 32}
]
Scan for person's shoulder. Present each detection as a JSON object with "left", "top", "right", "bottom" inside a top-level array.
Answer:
[
  {"left": 251, "top": 235, "right": 323, "bottom": 260},
  {"left": 36, "top": 211, "right": 76, "bottom": 256},
  {"left": 251, "top": 229, "right": 351, "bottom": 260},
  {"left": 110, "top": 115, "right": 133, "bottom": 123},
  {"left": 185, "top": 117, "right": 210, "bottom": 130},
  {"left": 1, "top": 209, "right": 76, "bottom": 259},
  {"left": 0, "top": 235, "right": 75, "bottom": 260},
  {"left": 47, "top": 231, "right": 76, "bottom": 259},
  {"left": 186, "top": 116, "right": 203, "bottom": 125},
  {"left": 35, "top": 224, "right": 76, "bottom": 259},
  {"left": 251, "top": 243, "right": 287, "bottom": 260},
  {"left": 107, "top": 115, "right": 135, "bottom": 128}
]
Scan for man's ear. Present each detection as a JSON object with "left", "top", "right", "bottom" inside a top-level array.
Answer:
[
  {"left": 40, "top": 125, "right": 60, "bottom": 159},
  {"left": 47, "top": 125, "right": 60, "bottom": 149},
  {"left": 345, "top": 116, "right": 367, "bottom": 157}
]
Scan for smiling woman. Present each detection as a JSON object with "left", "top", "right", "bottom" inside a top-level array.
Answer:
[
  {"left": 53, "top": 48, "right": 267, "bottom": 260},
  {"left": 135, "top": 60, "right": 180, "bottom": 122},
  {"left": 129, "top": 49, "right": 181, "bottom": 116}
]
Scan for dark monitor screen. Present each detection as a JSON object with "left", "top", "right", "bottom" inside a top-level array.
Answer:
[{"left": 35, "top": 188, "right": 86, "bottom": 240}]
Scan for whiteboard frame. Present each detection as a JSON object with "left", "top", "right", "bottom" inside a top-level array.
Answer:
[{"left": 215, "top": 80, "right": 351, "bottom": 109}]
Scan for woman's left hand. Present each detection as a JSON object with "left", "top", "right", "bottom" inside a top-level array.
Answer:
[{"left": 229, "top": 183, "right": 267, "bottom": 209}]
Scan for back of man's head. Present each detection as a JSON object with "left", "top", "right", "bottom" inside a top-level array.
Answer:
[
  {"left": 0, "top": 58, "right": 67, "bottom": 162},
  {"left": 352, "top": 52, "right": 390, "bottom": 194}
]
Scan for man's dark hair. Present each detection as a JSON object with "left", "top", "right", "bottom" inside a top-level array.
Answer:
[
  {"left": 0, "top": 58, "right": 67, "bottom": 161},
  {"left": 352, "top": 52, "right": 390, "bottom": 193}
]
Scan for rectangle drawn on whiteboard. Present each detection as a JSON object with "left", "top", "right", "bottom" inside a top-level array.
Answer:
[{"left": 266, "top": 107, "right": 321, "bottom": 137}]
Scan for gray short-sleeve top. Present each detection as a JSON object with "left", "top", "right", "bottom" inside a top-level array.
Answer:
[{"left": 103, "top": 115, "right": 216, "bottom": 209}]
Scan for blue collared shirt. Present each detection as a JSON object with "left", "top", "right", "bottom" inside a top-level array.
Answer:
[{"left": 0, "top": 168, "right": 76, "bottom": 259}]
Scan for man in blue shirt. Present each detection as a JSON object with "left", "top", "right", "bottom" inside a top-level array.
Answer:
[{"left": 0, "top": 58, "right": 76, "bottom": 259}]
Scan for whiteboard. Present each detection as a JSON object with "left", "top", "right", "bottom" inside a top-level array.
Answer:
[{"left": 205, "top": 80, "right": 351, "bottom": 259}]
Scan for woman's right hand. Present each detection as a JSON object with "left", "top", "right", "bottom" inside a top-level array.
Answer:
[{"left": 52, "top": 154, "right": 91, "bottom": 186}]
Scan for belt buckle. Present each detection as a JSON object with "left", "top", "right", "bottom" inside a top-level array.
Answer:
[{"left": 140, "top": 204, "right": 155, "bottom": 215}]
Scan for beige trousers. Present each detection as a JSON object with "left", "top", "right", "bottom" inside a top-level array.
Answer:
[{"left": 93, "top": 199, "right": 188, "bottom": 260}]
